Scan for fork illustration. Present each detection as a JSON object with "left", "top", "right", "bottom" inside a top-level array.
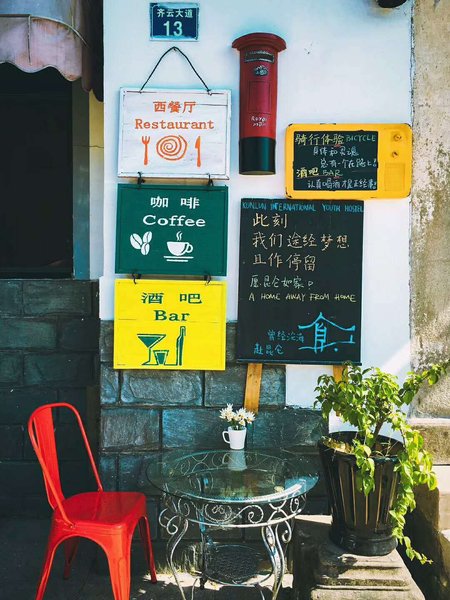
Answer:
[{"left": 141, "top": 136, "right": 150, "bottom": 165}]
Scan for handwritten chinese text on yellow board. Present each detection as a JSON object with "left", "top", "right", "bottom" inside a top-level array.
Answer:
[{"left": 285, "top": 123, "right": 412, "bottom": 200}]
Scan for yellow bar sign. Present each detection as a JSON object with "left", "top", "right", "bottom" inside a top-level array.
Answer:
[
  {"left": 114, "top": 279, "right": 226, "bottom": 370},
  {"left": 285, "top": 123, "right": 412, "bottom": 199}
]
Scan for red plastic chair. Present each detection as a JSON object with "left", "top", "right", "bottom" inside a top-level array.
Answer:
[{"left": 28, "top": 402, "right": 157, "bottom": 600}]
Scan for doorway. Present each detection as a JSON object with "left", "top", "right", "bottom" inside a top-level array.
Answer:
[{"left": 0, "top": 64, "right": 73, "bottom": 277}]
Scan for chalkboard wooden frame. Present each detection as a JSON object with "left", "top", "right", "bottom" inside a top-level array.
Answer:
[{"left": 285, "top": 123, "right": 412, "bottom": 199}]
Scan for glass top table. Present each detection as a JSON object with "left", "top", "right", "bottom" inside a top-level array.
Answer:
[{"left": 145, "top": 449, "right": 319, "bottom": 600}]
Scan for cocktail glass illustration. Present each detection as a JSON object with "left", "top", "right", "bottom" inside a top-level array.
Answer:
[{"left": 137, "top": 333, "right": 166, "bottom": 366}]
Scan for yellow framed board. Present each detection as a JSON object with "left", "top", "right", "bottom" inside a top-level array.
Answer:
[
  {"left": 114, "top": 279, "right": 226, "bottom": 370},
  {"left": 285, "top": 123, "right": 412, "bottom": 200}
]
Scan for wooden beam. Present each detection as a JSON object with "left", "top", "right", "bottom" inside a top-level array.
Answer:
[
  {"left": 244, "top": 363, "right": 263, "bottom": 414},
  {"left": 333, "top": 365, "right": 344, "bottom": 382}
]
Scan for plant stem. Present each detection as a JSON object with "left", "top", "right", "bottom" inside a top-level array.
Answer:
[{"left": 372, "top": 419, "right": 384, "bottom": 446}]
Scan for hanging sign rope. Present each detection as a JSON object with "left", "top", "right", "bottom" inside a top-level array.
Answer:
[{"left": 140, "top": 46, "right": 211, "bottom": 93}]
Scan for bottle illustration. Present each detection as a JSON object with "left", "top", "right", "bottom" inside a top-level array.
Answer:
[{"left": 176, "top": 326, "right": 186, "bottom": 366}]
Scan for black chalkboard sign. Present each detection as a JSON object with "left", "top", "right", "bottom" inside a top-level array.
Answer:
[
  {"left": 237, "top": 199, "right": 364, "bottom": 365},
  {"left": 293, "top": 130, "right": 378, "bottom": 193}
]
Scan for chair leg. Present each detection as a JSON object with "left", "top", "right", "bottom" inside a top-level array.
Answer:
[
  {"left": 35, "top": 538, "right": 59, "bottom": 600},
  {"left": 139, "top": 516, "right": 157, "bottom": 583},
  {"left": 107, "top": 545, "right": 132, "bottom": 600},
  {"left": 63, "top": 537, "right": 79, "bottom": 579}
]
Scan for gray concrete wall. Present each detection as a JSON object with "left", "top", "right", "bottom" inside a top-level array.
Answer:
[
  {"left": 410, "top": 0, "right": 450, "bottom": 417},
  {"left": 0, "top": 280, "right": 99, "bottom": 516},
  {"left": 407, "top": 3, "right": 450, "bottom": 598}
]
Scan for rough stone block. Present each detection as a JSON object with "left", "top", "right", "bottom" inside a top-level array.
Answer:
[
  {"left": 250, "top": 408, "right": 325, "bottom": 448},
  {"left": 0, "top": 494, "right": 51, "bottom": 518},
  {"left": 406, "top": 502, "right": 450, "bottom": 600},
  {"left": 163, "top": 409, "right": 223, "bottom": 449},
  {"left": 146, "top": 497, "right": 159, "bottom": 539},
  {"left": 101, "top": 408, "right": 160, "bottom": 450},
  {"left": 408, "top": 418, "right": 450, "bottom": 464},
  {"left": 24, "top": 353, "right": 94, "bottom": 386},
  {"left": 0, "top": 319, "right": 57, "bottom": 349},
  {"left": 23, "top": 281, "right": 92, "bottom": 315},
  {"left": 0, "top": 425, "right": 23, "bottom": 459},
  {"left": 56, "top": 389, "right": 88, "bottom": 420},
  {"left": 204, "top": 364, "right": 246, "bottom": 406},
  {"left": 293, "top": 515, "right": 424, "bottom": 600},
  {"left": 60, "top": 317, "right": 100, "bottom": 350},
  {"left": 415, "top": 465, "right": 450, "bottom": 531},
  {"left": 137, "top": 455, "right": 167, "bottom": 497},
  {"left": 226, "top": 321, "right": 237, "bottom": 363},
  {"left": 205, "top": 364, "right": 285, "bottom": 407},
  {"left": 0, "top": 353, "right": 22, "bottom": 385},
  {"left": 56, "top": 423, "right": 89, "bottom": 460},
  {"left": 0, "top": 388, "right": 57, "bottom": 424},
  {"left": 0, "top": 461, "right": 45, "bottom": 496},
  {"left": 122, "top": 370, "right": 203, "bottom": 406},
  {"left": 99, "top": 455, "right": 118, "bottom": 491},
  {"left": 60, "top": 460, "right": 94, "bottom": 497},
  {"left": 100, "top": 364, "right": 119, "bottom": 404},
  {"left": 0, "top": 281, "right": 22, "bottom": 316},
  {"left": 119, "top": 454, "right": 145, "bottom": 490},
  {"left": 100, "top": 320, "right": 114, "bottom": 363}
]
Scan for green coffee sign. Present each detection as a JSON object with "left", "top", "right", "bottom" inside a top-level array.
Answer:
[{"left": 115, "top": 184, "right": 228, "bottom": 276}]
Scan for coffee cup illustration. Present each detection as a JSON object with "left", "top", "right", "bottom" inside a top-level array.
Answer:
[{"left": 167, "top": 232, "right": 193, "bottom": 257}]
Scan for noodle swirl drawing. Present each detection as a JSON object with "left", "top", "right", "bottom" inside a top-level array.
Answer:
[{"left": 156, "top": 135, "right": 188, "bottom": 161}]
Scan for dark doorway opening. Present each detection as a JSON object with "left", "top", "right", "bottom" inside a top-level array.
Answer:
[{"left": 0, "top": 64, "right": 73, "bottom": 277}]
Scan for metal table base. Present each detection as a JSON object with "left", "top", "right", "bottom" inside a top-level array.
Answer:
[{"left": 159, "top": 492, "right": 305, "bottom": 600}]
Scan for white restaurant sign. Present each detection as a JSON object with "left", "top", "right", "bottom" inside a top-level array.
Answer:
[{"left": 118, "top": 88, "right": 231, "bottom": 179}]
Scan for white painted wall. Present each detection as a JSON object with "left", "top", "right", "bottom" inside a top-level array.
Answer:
[{"left": 100, "top": 0, "right": 412, "bottom": 407}]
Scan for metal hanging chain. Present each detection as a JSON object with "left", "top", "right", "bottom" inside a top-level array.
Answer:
[{"left": 140, "top": 46, "right": 211, "bottom": 93}]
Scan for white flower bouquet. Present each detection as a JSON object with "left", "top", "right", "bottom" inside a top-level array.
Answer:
[{"left": 219, "top": 404, "right": 256, "bottom": 430}]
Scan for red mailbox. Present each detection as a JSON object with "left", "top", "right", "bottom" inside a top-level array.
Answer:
[{"left": 232, "top": 32, "right": 286, "bottom": 175}]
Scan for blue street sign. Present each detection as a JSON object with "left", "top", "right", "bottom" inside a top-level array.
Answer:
[{"left": 150, "top": 3, "right": 199, "bottom": 41}]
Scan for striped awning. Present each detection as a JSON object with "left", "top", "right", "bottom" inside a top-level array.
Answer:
[{"left": 0, "top": 0, "right": 102, "bottom": 99}]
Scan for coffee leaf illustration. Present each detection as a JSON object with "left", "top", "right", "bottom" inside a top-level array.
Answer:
[
  {"left": 143, "top": 231, "right": 153, "bottom": 243},
  {"left": 141, "top": 242, "right": 150, "bottom": 255},
  {"left": 130, "top": 233, "right": 143, "bottom": 250}
]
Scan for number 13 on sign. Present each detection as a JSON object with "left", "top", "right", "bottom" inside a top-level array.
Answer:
[{"left": 164, "top": 20, "right": 183, "bottom": 36}]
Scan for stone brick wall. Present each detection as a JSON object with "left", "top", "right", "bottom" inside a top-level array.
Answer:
[
  {"left": 99, "top": 320, "right": 327, "bottom": 542},
  {"left": 0, "top": 280, "right": 99, "bottom": 516}
]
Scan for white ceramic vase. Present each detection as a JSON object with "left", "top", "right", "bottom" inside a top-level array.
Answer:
[{"left": 222, "top": 427, "right": 247, "bottom": 450}]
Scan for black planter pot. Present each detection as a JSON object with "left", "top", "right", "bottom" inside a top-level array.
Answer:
[
  {"left": 318, "top": 431, "right": 403, "bottom": 556},
  {"left": 378, "top": 0, "right": 408, "bottom": 7}
]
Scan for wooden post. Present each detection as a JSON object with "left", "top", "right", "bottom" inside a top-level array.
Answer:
[
  {"left": 333, "top": 365, "right": 344, "bottom": 382},
  {"left": 244, "top": 363, "right": 263, "bottom": 414}
]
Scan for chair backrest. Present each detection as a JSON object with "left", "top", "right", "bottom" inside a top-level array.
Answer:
[{"left": 28, "top": 403, "right": 103, "bottom": 524}]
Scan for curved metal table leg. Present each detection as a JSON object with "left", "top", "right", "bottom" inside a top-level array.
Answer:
[
  {"left": 160, "top": 509, "right": 189, "bottom": 600},
  {"left": 262, "top": 520, "right": 292, "bottom": 600}
]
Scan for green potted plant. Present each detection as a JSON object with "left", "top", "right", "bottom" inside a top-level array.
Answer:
[{"left": 315, "top": 361, "right": 448, "bottom": 563}]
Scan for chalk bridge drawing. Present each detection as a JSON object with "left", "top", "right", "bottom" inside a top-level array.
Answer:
[
  {"left": 164, "top": 231, "right": 194, "bottom": 263},
  {"left": 130, "top": 231, "right": 152, "bottom": 255},
  {"left": 137, "top": 326, "right": 186, "bottom": 367},
  {"left": 297, "top": 313, "right": 356, "bottom": 354}
]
